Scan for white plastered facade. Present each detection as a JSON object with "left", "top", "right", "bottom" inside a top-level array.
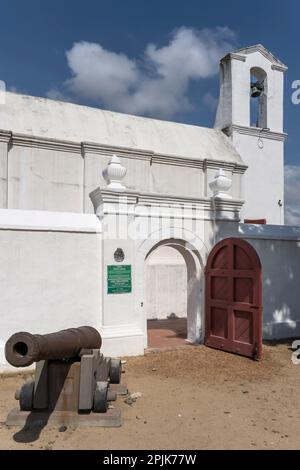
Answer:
[{"left": 0, "top": 44, "right": 298, "bottom": 370}]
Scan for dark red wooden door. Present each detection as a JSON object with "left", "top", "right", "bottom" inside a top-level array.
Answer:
[{"left": 205, "top": 238, "right": 262, "bottom": 360}]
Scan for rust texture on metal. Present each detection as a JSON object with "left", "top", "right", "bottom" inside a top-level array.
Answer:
[
  {"left": 5, "top": 327, "right": 123, "bottom": 428},
  {"left": 5, "top": 326, "right": 102, "bottom": 367},
  {"left": 205, "top": 237, "right": 263, "bottom": 360}
]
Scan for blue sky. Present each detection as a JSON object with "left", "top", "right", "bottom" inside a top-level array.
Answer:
[{"left": 0, "top": 0, "right": 299, "bottom": 220}]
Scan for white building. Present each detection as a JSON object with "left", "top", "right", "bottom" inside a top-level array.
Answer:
[{"left": 0, "top": 44, "right": 299, "bottom": 369}]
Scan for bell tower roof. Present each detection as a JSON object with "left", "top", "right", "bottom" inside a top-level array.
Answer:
[
  {"left": 222, "top": 44, "right": 288, "bottom": 72},
  {"left": 215, "top": 43, "right": 287, "bottom": 225}
]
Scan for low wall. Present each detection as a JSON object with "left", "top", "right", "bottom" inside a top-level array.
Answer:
[
  {"left": 0, "top": 209, "right": 103, "bottom": 370},
  {"left": 239, "top": 224, "right": 300, "bottom": 340}
]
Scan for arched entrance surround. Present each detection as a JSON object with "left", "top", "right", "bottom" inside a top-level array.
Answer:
[{"left": 135, "top": 230, "right": 209, "bottom": 349}]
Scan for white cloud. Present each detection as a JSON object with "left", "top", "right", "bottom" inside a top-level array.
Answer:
[
  {"left": 57, "top": 26, "right": 236, "bottom": 118},
  {"left": 65, "top": 41, "right": 140, "bottom": 105},
  {"left": 285, "top": 165, "right": 300, "bottom": 225}
]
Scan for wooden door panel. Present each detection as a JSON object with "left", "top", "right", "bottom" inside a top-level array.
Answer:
[
  {"left": 211, "top": 277, "right": 228, "bottom": 301},
  {"left": 205, "top": 238, "right": 262, "bottom": 360},
  {"left": 234, "top": 310, "right": 253, "bottom": 344},
  {"left": 210, "top": 307, "right": 227, "bottom": 338},
  {"left": 234, "top": 245, "right": 252, "bottom": 269},
  {"left": 233, "top": 278, "right": 253, "bottom": 304}
]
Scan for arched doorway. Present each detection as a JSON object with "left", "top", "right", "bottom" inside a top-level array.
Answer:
[
  {"left": 146, "top": 246, "right": 187, "bottom": 320},
  {"left": 144, "top": 239, "right": 204, "bottom": 350},
  {"left": 205, "top": 238, "right": 262, "bottom": 360}
]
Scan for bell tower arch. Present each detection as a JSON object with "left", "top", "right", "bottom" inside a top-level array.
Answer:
[
  {"left": 214, "top": 45, "right": 287, "bottom": 225},
  {"left": 250, "top": 66, "right": 267, "bottom": 128}
]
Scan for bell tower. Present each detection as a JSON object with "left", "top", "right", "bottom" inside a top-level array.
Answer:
[{"left": 215, "top": 45, "right": 287, "bottom": 225}]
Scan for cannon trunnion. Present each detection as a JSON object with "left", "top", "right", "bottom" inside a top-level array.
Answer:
[{"left": 5, "top": 327, "right": 126, "bottom": 428}]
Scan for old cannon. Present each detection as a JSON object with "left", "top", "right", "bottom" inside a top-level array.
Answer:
[{"left": 5, "top": 326, "right": 125, "bottom": 427}]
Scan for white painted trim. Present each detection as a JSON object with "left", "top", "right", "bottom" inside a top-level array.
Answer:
[
  {"left": 0, "top": 129, "right": 12, "bottom": 143},
  {"left": 204, "top": 159, "right": 247, "bottom": 173},
  {"left": 100, "top": 325, "right": 145, "bottom": 357},
  {"left": 83, "top": 141, "right": 153, "bottom": 160},
  {"left": 90, "top": 188, "right": 244, "bottom": 222},
  {"left": 12, "top": 133, "right": 82, "bottom": 154},
  {"left": 99, "top": 188, "right": 244, "bottom": 209},
  {"left": 272, "top": 64, "right": 288, "bottom": 72},
  {"left": 0, "top": 208, "right": 102, "bottom": 233},
  {"left": 101, "top": 324, "right": 144, "bottom": 338},
  {"left": 1, "top": 129, "right": 247, "bottom": 170},
  {"left": 222, "top": 53, "right": 247, "bottom": 63},
  {"left": 229, "top": 125, "right": 287, "bottom": 141},
  {"left": 229, "top": 44, "right": 288, "bottom": 70}
]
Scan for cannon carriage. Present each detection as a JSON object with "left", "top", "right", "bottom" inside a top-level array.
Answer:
[{"left": 5, "top": 326, "right": 126, "bottom": 427}]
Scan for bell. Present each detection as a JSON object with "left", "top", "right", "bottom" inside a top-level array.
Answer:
[{"left": 251, "top": 80, "right": 264, "bottom": 98}]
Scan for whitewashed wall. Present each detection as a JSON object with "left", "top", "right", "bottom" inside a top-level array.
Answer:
[
  {"left": 0, "top": 141, "right": 7, "bottom": 208},
  {"left": 7, "top": 146, "right": 84, "bottom": 213},
  {"left": 233, "top": 134, "right": 284, "bottom": 224},
  {"left": 146, "top": 246, "right": 187, "bottom": 320},
  {"left": 0, "top": 92, "right": 245, "bottom": 215},
  {"left": 239, "top": 224, "right": 300, "bottom": 339},
  {"left": 0, "top": 209, "right": 102, "bottom": 370}
]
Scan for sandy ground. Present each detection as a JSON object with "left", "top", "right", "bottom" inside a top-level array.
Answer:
[{"left": 0, "top": 343, "right": 300, "bottom": 450}]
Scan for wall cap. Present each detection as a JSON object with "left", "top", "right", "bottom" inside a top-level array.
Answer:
[
  {"left": 0, "top": 208, "right": 102, "bottom": 233},
  {"left": 239, "top": 223, "right": 300, "bottom": 241}
]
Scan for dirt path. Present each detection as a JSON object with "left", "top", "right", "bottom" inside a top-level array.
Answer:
[{"left": 0, "top": 343, "right": 299, "bottom": 450}]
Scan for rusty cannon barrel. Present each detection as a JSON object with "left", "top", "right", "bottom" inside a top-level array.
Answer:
[{"left": 5, "top": 326, "right": 102, "bottom": 367}]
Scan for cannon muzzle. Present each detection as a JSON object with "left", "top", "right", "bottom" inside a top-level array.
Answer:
[{"left": 5, "top": 326, "right": 102, "bottom": 367}]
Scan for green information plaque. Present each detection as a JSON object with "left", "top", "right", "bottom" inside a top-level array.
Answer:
[{"left": 107, "top": 265, "right": 132, "bottom": 294}]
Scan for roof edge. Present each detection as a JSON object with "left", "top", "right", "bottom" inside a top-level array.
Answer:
[
  {"left": 221, "top": 44, "right": 288, "bottom": 71},
  {"left": 3, "top": 90, "right": 217, "bottom": 133}
]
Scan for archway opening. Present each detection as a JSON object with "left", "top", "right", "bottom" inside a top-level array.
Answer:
[
  {"left": 146, "top": 246, "right": 187, "bottom": 349},
  {"left": 144, "top": 240, "right": 203, "bottom": 350},
  {"left": 250, "top": 67, "right": 267, "bottom": 128}
]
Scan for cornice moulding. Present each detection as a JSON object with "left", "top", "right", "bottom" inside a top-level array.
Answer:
[
  {"left": 230, "top": 125, "right": 287, "bottom": 142},
  {"left": 230, "top": 44, "right": 288, "bottom": 71},
  {"left": 0, "top": 130, "right": 12, "bottom": 144},
  {"left": 98, "top": 188, "right": 244, "bottom": 209},
  {"left": 91, "top": 188, "right": 243, "bottom": 223},
  {"left": 10, "top": 132, "right": 82, "bottom": 154},
  {"left": 222, "top": 53, "right": 246, "bottom": 63},
  {"left": 204, "top": 159, "right": 247, "bottom": 173},
  {"left": 272, "top": 64, "right": 288, "bottom": 72},
  {"left": 82, "top": 141, "right": 153, "bottom": 161},
  {"left": 0, "top": 129, "right": 244, "bottom": 170}
]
